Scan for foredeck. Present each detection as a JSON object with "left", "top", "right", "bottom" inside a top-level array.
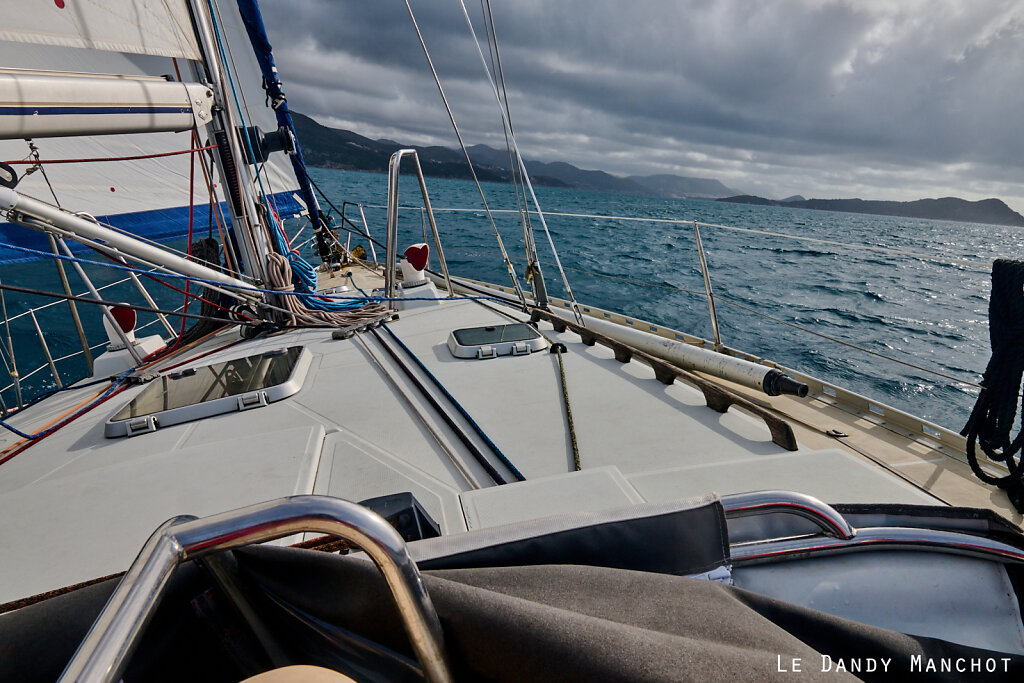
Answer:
[{"left": 0, "top": 263, "right": 1016, "bottom": 603}]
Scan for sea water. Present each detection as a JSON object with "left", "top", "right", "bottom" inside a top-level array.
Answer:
[
  {"left": 1, "top": 166, "right": 1021, "bottom": 432},
  {"left": 311, "top": 168, "right": 1021, "bottom": 433}
]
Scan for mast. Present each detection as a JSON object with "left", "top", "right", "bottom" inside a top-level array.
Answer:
[{"left": 184, "top": 0, "right": 273, "bottom": 286}]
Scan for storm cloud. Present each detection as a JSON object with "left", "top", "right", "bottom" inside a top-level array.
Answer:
[{"left": 257, "top": 0, "right": 1024, "bottom": 210}]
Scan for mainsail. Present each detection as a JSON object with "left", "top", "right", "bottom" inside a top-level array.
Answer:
[
  {"left": 0, "top": 0, "right": 201, "bottom": 59},
  {"left": 0, "top": 1, "right": 303, "bottom": 265}
]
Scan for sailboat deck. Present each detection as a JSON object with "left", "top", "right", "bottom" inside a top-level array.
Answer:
[{"left": 2, "top": 264, "right": 1014, "bottom": 602}]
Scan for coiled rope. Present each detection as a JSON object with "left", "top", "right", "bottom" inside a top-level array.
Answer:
[{"left": 961, "top": 259, "right": 1024, "bottom": 511}]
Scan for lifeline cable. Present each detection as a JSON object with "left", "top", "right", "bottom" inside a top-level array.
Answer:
[
  {"left": 0, "top": 280, "right": 239, "bottom": 327},
  {"left": 442, "top": 246, "right": 984, "bottom": 389},
  {"left": 0, "top": 240, "right": 512, "bottom": 307},
  {"left": 0, "top": 366, "right": 133, "bottom": 444},
  {"left": 2, "top": 145, "right": 217, "bottom": 166}
]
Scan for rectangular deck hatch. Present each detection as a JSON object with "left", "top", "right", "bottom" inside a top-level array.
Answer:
[
  {"left": 105, "top": 346, "right": 311, "bottom": 438},
  {"left": 447, "top": 323, "right": 547, "bottom": 359}
]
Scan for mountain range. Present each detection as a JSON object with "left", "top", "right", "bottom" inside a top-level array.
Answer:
[
  {"left": 291, "top": 113, "right": 1024, "bottom": 226},
  {"left": 718, "top": 195, "right": 1024, "bottom": 227},
  {"left": 291, "top": 112, "right": 740, "bottom": 199}
]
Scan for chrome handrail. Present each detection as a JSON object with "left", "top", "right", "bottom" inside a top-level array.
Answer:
[
  {"left": 730, "top": 525, "right": 1024, "bottom": 566},
  {"left": 60, "top": 496, "right": 452, "bottom": 683},
  {"left": 722, "top": 490, "right": 1024, "bottom": 566},
  {"left": 722, "top": 490, "right": 856, "bottom": 540},
  {"left": 692, "top": 220, "right": 722, "bottom": 350},
  {"left": 385, "top": 149, "right": 453, "bottom": 298}
]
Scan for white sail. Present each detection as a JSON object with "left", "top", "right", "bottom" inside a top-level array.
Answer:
[
  {"left": 0, "top": 2, "right": 303, "bottom": 261},
  {"left": 0, "top": 0, "right": 201, "bottom": 60}
]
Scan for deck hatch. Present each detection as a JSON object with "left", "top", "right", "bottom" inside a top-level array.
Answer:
[
  {"left": 447, "top": 323, "right": 547, "bottom": 359},
  {"left": 105, "top": 346, "right": 311, "bottom": 438}
]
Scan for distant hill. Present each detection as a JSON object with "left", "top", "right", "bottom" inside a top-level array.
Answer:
[
  {"left": 292, "top": 112, "right": 513, "bottom": 184},
  {"left": 781, "top": 194, "right": 806, "bottom": 202},
  {"left": 718, "top": 195, "right": 1024, "bottom": 227},
  {"left": 628, "top": 174, "right": 740, "bottom": 199},
  {"left": 293, "top": 112, "right": 737, "bottom": 198}
]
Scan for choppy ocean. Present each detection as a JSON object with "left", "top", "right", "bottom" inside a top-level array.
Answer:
[{"left": 2, "top": 166, "right": 1021, "bottom": 432}]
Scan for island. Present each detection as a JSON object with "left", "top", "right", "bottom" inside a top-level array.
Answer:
[{"left": 717, "top": 195, "right": 1024, "bottom": 227}]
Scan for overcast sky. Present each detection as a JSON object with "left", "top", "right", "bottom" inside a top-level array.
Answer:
[{"left": 258, "top": 0, "right": 1024, "bottom": 211}]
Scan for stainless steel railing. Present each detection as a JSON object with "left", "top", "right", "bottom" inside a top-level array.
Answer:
[
  {"left": 721, "top": 490, "right": 1024, "bottom": 567},
  {"left": 385, "top": 150, "right": 453, "bottom": 299},
  {"left": 60, "top": 495, "right": 452, "bottom": 683},
  {"left": 722, "top": 490, "right": 856, "bottom": 540},
  {"left": 0, "top": 272, "right": 183, "bottom": 413}
]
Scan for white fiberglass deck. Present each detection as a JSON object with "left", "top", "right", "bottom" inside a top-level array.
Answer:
[{"left": 0, "top": 280, "right": 953, "bottom": 602}]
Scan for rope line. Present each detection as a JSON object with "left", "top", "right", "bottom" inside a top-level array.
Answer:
[
  {"left": 2, "top": 144, "right": 217, "bottom": 166},
  {"left": 552, "top": 345, "right": 581, "bottom": 471}
]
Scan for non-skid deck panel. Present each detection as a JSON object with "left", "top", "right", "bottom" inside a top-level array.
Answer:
[
  {"left": 627, "top": 448, "right": 940, "bottom": 505},
  {"left": 0, "top": 327, "right": 249, "bottom": 492},
  {"left": 296, "top": 337, "right": 491, "bottom": 491},
  {"left": 317, "top": 430, "right": 467, "bottom": 534},
  {"left": 367, "top": 301, "right": 579, "bottom": 479},
  {"left": 385, "top": 302, "right": 802, "bottom": 484},
  {"left": 705, "top": 376, "right": 1023, "bottom": 525},
  {"left": 0, "top": 423, "right": 325, "bottom": 602},
  {"left": 460, "top": 466, "right": 645, "bottom": 530}
]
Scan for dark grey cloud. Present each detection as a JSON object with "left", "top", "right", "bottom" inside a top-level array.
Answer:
[{"left": 257, "top": 0, "right": 1024, "bottom": 210}]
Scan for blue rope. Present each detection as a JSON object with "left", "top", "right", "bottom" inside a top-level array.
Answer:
[
  {"left": 2, "top": 375, "right": 113, "bottom": 420},
  {"left": 380, "top": 322, "right": 526, "bottom": 481},
  {"left": 345, "top": 271, "right": 371, "bottom": 297},
  {"left": 0, "top": 367, "right": 135, "bottom": 440}
]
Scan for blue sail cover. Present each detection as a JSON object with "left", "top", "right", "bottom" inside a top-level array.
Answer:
[{"left": 0, "top": 191, "right": 303, "bottom": 264}]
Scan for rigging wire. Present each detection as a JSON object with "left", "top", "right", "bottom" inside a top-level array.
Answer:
[
  {"left": 479, "top": 0, "right": 539, "bottom": 291},
  {"left": 371, "top": 204, "right": 992, "bottom": 270},
  {"left": 457, "top": 0, "right": 584, "bottom": 324},
  {"left": 442, "top": 245, "right": 983, "bottom": 389},
  {"left": 402, "top": 0, "right": 529, "bottom": 310}
]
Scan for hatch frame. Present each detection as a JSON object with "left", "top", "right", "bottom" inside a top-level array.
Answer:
[{"left": 104, "top": 345, "right": 312, "bottom": 438}]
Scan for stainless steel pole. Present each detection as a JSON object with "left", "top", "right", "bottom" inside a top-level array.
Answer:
[{"left": 693, "top": 220, "right": 722, "bottom": 350}]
